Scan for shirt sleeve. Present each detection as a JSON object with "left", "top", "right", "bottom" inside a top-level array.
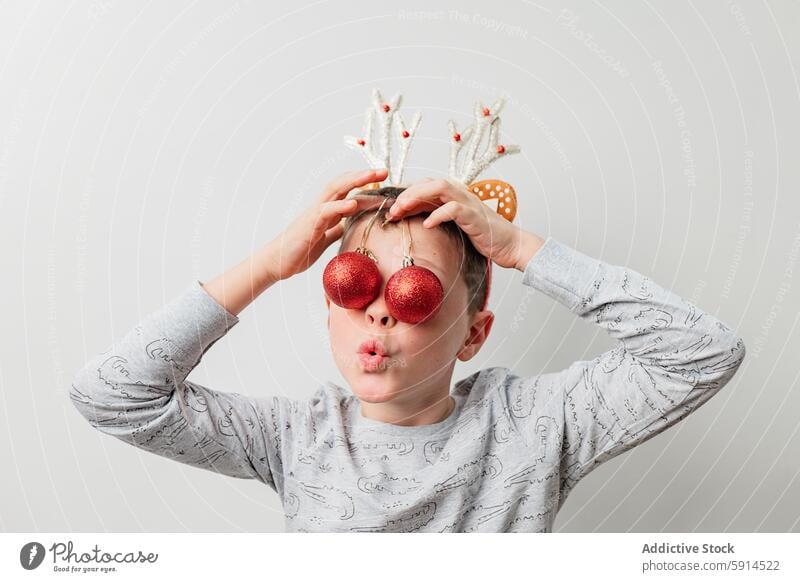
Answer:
[
  {"left": 519, "top": 236, "right": 746, "bottom": 498},
  {"left": 69, "top": 280, "right": 290, "bottom": 493}
]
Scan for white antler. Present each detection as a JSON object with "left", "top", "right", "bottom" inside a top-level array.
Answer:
[
  {"left": 343, "top": 87, "right": 422, "bottom": 186},
  {"left": 447, "top": 96, "right": 520, "bottom": 185}
]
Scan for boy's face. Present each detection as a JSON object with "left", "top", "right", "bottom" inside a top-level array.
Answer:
[{"left": 326, "top": 213, "right": 494, "bottom": 407}]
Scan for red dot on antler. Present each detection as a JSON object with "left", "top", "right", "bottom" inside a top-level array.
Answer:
[
  {"left": 453, "top": 133, "right": 461, "bottom": 142},
  {"left": 402, "top": 130, "right": 409, "bottom": 138},
  {"left": 382, "top": 104, "right": 390, "bottom": 112},
  {"left": 497, "top": 145, "right": 506, "bottom": 154},
  {"left": 357, "top": 139, "right": 365, "bottom": 146},
  {"left": 482, "top": 107, "right": 490, "bottom": 116}
]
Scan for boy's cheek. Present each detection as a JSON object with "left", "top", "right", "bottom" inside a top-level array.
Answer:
[{"left": 325, "top": 296, "right": 330, "bottom": 327}]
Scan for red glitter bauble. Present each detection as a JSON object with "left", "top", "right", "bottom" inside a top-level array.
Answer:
[
  {"left": 384, "top": 265, "right": 444, "bottom": 324},
  {"left": 323, "top": 252, "right": 382, "bottom": 309}
]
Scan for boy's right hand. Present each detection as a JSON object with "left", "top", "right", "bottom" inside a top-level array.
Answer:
[{"left": 269, "top": 168, "right": 389, "bottom": 282}]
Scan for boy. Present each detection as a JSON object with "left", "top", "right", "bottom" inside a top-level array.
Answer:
[{"left": 70, "top": 168, "right": 746, "bottom": 532}]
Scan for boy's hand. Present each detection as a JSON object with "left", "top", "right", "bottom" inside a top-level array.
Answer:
[
  {"left": 385, "top": 178, "right": 535, "bottom": 270},
  {"left": 270, "top": 168, "right": 389, "bottom": 281}
]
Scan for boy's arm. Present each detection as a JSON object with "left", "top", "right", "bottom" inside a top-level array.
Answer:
[
  {"left": 515, "top": 234, "right": 746, "bottom": 497},
  {"left": 69, "top": 275, "right": 291, "bottom": 492},
  {"left": 200, "top": 239, "right": 282, "bottom": 317}
]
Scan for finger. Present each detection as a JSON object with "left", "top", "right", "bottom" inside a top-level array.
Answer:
[
  {"left": 422, "top": 200, "right": 463, "bottom": 229},
  {"left": 422, "top": 200, "right": 493, "bottom": 247},
  {"left": 319, "top": 168, "right": 389, "bottom": 202},
  {"left": 312, "top": 199, "right": 358, "bottom": 235},
  {"left": 313, "top": 194, "right": 395, "bottom": 235},
  {"left": 344, "top": 193, "right": 398, "bottom": 213},
  {"left": 387, "top": 178, "right": 465, "bottom": 221},
  {"left": 323, "top": 222, "right": 346, "bottom": 247}
]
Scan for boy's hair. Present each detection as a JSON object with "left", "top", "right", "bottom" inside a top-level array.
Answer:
[{"left": 337, "top": 186, "right": 489, "bottom": 316}]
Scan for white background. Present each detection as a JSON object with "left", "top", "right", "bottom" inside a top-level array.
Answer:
[{"left": 0, "top": 0, "right": 798, "bottom": 532}]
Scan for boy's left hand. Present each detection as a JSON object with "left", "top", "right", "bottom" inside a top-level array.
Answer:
[{"left": 385, "top": 178, "right": 532, "bottom": 270}]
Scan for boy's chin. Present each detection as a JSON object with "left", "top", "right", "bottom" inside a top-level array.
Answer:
[
  {"left": 349, "top": 379, "right": 404, "bottom": 404},
  {"left": 356, "top": 392, "right": 395, "bottom": 404}
]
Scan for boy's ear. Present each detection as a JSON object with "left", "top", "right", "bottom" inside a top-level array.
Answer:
[{"left": 457, "top": 311, "right": 494, "bottom": 362}]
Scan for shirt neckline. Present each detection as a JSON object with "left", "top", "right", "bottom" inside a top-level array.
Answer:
[
  {"left": 327, "top": 369, "right": 486, "bottom": 437},
  {"left": 347, "top": 393, "right": 463, "bottom": 437}
]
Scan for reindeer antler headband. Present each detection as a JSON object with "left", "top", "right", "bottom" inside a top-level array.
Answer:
[
  {"left": 338, "top": 87, "right": 521, "bottom": 314},
  {"left": 344, "top": 87, "right": 521, "bottom": 220}
]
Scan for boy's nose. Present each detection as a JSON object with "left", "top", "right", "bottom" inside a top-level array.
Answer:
[{"left": 364, "top": 295, "right": 397, "bottom": 329}]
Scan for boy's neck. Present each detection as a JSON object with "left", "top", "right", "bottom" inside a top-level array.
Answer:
[{"left": 359, "top": 394, "right": 455, "bottom": 427}]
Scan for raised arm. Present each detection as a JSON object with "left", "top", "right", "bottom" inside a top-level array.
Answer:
[
  {"left": 68, "top": 169, "right": 391, "bottom": 493},
  {"left": 69, "top": 252, "right": 292, "bottom": 492},
  {"left": 515, "top": 235, "right": 746, "bottom": 499}
]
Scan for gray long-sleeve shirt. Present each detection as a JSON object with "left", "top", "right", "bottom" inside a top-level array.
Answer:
[{"left": 69, "top": 236, "right": 746, "bottom": 532}]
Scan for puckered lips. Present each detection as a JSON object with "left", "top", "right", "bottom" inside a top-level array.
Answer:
[{"left": 357, "top": 339, "right": 391, "bottom": 372}]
